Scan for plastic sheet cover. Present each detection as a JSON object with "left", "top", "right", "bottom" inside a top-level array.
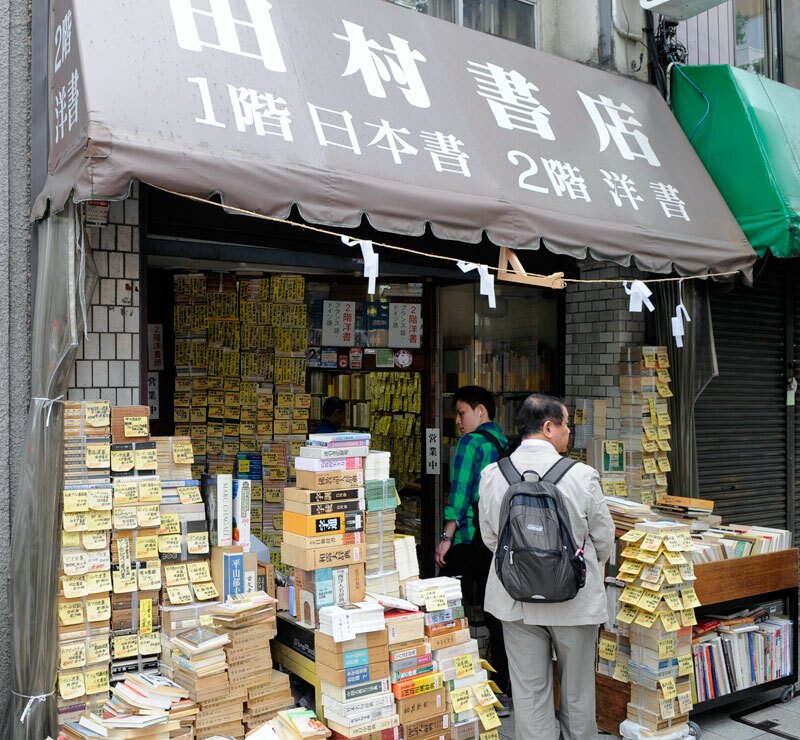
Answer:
[{"left": 7, "top": 204, "right": 97, "bottom": 740}]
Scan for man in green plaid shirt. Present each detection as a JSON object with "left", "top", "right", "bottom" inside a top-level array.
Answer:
[{"left": 435, "top": 385, "right": 511, "bottom": 713}]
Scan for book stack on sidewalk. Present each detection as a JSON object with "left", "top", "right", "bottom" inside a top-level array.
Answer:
[
  {"left": 406, "top": 577, "right": 501, "bottom": 740},
  {"left": 614, "top": 520, "right": 699, "bottom": 737},
  {"left": 364, "top": 451, "right": 400, "bottom": 597},
  {"left": 58, "top": 400, "right": 114, "bottom": 729},
  {"left": 316, "top": 602, "right": 394, "bottom": 740}
]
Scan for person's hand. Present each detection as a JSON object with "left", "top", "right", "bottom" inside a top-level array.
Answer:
[{"left": 435, "top": 539, "right": 452, "bottom": 568}]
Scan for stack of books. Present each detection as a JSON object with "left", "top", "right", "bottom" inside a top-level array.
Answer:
[
  {"left": 154, "top": 436, "right": 194, "bottom": 481},
  {"left": 611, "top": 520, "right": 699, "bottom": 735},
  {"left": 64, "top": 673, "right": 193, "bottom": 739},
  {"left": 403, "top": 578, "right": 463, "bottom": 607},
  {"left": 316, "top": 626, "right": 396, "bottom": 739},
  {"left": 692, "top": 524, "right": 793, "bottom": 561},
  {"left": 651, "top": 495, "right": 719, "bottom": 530},
  {"left": 274, "top": 707, "right": 331, "bottom": 740},
  {"left": 319, "top": 603, "right": 386, "bottom": 640},
  {"left": 394, "top": 535, "right": 420, "bottom": 587},
  {"left": 166, "top": 625, "right": 229, "bottom": 705},
  {"left": 58, "top": 400, "right": 114, "bottom": 729},
  {"left": 364, "top": 450, "right": 399, "bottom": 597},
  {"left": 261, "top": 440, "right": 290, "bottom": 572},
  {"left": 615, "top": 346, "right": 673, "bottom": 505},
  {"left": 691, "top": 604, "right": 793, "bottom": 701},
  {"left": 603, "top": 496, "right": 653, "bottom": 532}
]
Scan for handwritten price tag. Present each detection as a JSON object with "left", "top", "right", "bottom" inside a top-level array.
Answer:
[
  {"left": 421, "top": 588, "right": 449, "bottom": 612},
  {"left": 450, "top": 688, "right": 472, "bottom": 714},
  {"left": 454, "top": 654, "right": 475, "bottom": 679}
]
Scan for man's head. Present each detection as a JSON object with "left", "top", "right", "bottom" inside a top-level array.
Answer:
[
  {"left": 517, "top": 393, "right": 571, "bottom": 454},
  {"left": 452, "top": 385, "right": 495, "bottom": 436},
  {"left": 322, "top": 396, "right": 346, "bottom": 429}
]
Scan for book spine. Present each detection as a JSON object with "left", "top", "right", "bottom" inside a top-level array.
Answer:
[
  {"left": 720, "top": 637, "right": 737, "bottom": 693},
  {"left": 423, "top": 607, "right": 465, "bottom": 626},
  {"left": 218, "top": 473, "right": 233, "bottom": 546},
  {"left": 390, "top": 664, "right": 435, "bottom": 683}
]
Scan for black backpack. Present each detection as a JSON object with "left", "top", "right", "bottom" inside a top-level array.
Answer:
[
  {"left": 493, "top": 456, "right": 587, "bottom": 603},
  {"left": 471, "top": 429, "right": 509, "bottom": 551}
]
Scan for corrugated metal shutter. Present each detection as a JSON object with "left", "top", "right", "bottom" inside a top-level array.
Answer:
[{"left": 695, "top": 264, "right": 788, "bottom": 528}]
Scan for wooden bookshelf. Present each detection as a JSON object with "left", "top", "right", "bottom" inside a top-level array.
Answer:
[{"left": 594, "top": 548, "right": 800, "bottom": 734}]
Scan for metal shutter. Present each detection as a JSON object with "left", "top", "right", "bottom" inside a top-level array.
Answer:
[{"left": 695, "top": 264, "right": 788, "bottom": 529}]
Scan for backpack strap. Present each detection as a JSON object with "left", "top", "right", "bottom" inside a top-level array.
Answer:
[
  {"left": 473, "top": 428, "right": 509, "bottom": 458},
  {"left": 497, "top": 456, "right": 522, "bottom": 485},
  {"left": 541, "top": 457, "right": 578, "bottom": 485}
]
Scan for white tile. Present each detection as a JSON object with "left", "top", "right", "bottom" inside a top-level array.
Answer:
[
  {"left": 124, "top": 252, "right": 139, "bottom": 280},
  {"left": 117, "top": 279, "right": 133, "bottom": 306},
  {"left": 117, "top": 333, "right": 132, "bottom": 360},
  {"left": 82, "top": 333, "right": 100, "bottom": 360},
  {"left": 108, "top": 200, "right": 125, "bottom": 225},
  {"left": 92, "top": 361, "right": 108, "bottom": 388},
  {"left": 92, "top": 251, "right": 108, "bottom": 279},
  {"left": 116, "top": 225, "right": 132, "bottom": 253},
  {"left": 67, "top": 388, "right": 84, "bottom": 401},
  {"left": 84, "top": 388, "right": 101, "bottom": 401},
  {"left": 132, "top": 340, "right": 140, "bottom": 361},
  {"left": 131, "top": 226, "right": 140, "bottom": 253},
  {"left": 132, "top": 284, "right": 140, "bottom": 306},
  {"left": 76, "top": 360, "right": 92, "bottom": 388},
  {"left": 100, "top": 333, "right": 116, "bottom": 360},
  {"left": 67, "top": 363, "right": 76, "bottom": 388},
  {"left": 124, "top": 199, "right": 139, "bottom": 225},
  {"left": 108, "top": 252, "right": 124, "bottom": 278},
  {"left": 117, "top": 387, "right": 132, "bottom": 406},
  {"left": 100, "top": 278, "right": 116, "bottom": 305},
  {"left": 91, "top": 306, "right": 108, "bottom": 334},
  {"left": 85, "top": 226, "right": 101, "bottom": 249},
  {"left": 108, "top": 307, "right": 125, "bottom": 333},
  {"left": 100, "top": 225, "right": 117, "bottom": 251},
  {"left": 125, "top": 307, "right": 139, "bottom": 334},
  {"left": 108, "top": 360, "right": 124, "bottom": 387},
  {"left": 130, "top": 387, "right": 140, "bottom": 405},
  {"left": 100, "top": 388, "right": 117, "bottom": 406},
  {"left": 125, "top": 360, "right": 139, "bottom": 387}
]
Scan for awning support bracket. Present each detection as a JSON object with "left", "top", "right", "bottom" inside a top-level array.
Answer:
[{"left": 497, "top": 247, "right": 566, "bottom": 290}]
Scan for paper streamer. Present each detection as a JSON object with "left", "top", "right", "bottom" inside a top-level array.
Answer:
[
  {"left": 671, "top": 280, "right": 691, "bottom": 348},
  {"left": 457, "top": 261, "right": 496, "bottom": 309},
  {"left": 624, "top": 280, "right": 655, "bottom": 313},
  {"left": 342, "top": 236, "right": 380, "bottom": 294}
]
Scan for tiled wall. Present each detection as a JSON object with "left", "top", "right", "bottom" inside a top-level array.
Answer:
[
  {"left": 68, "top": 185, "right": 141, "bottom": 404},
  {"left": 564, "top": 261, "right": 647, "bottom": 435}
]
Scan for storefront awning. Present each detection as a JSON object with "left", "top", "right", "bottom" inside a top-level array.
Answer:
[
  {"left": 35, "top": 0, "right": 755, "bottom": 279},
  {"left": 671, "top": 65, "right": 800, "bottom": 259}
]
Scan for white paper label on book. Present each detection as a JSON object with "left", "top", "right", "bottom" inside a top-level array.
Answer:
[
  {"left": 86, "top": 570, "right": 112, "bottom": 594},
  {"left": 159, "top": 534, "right": 182, "bottom": 554},
  {"left": 83, "top": 531, "right": 108, "bottom": 550},
  {"left": 88, "top": 637, "right": 110, "bottom": 665},
  {"left": 62, "top": 551, "right": 89, "bottom": 576},
  {"left": 450, "top": 688, "right": 472, "bottom": 713},
  {"left": 58, "top": 601, "right": 84, "bottom": 626},
  {"left": 114, "top": 634, "right": 139, "bottom": 659},
  {"left": 187, "top": 531, "right": 210, "bottom": 554},
  {"left": 164, "top": 564, "right": 189, "bottom": 586},
  {"left": 136, "top": 536, "right": 159, "bottom": 560},
  {"left": 124, "top": 416, "right": 148, "bottom": 438},
  {"left": 62, "top": 574, "right": 89, "bottom": 599},
  {"left": 63, "top": 489, "right": 89, "bottom": 513},
  {"left": 85, "top": 510, "right": 112, "bottom": 531},
  {"left": 139, "top": 632, "right": 161, "bottom": 655},
  {"left": 114, "top": 480, "right": 138, "bottom": 503},
  {"left": 331, "top": 607, "right": 356, "bottom": 642},
  {"left": 193, "top": 581, "right": 219, "bottom": 601},
  {"left": 85, "top": 401, "right": 110, "bottom": 428},
  {"left": 85, "top": 443, "right": 110, "bottom": 469},
  {"left": 138, "top": 567, "right": 161, "bottom": 591},
  {"left": 137, "top": 504, "right": 161, "bottom": 527},
  {"left": 86, "top": 597, "right": 110, "bottom": 621}
]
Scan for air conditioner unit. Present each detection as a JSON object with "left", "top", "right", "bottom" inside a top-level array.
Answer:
[{"left": 640, "top": 0, "right": 727, "bottom": 20}]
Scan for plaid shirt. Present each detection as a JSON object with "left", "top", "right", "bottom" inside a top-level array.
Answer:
[{"left": 444, "top": 421, "right": 508, "bottom": 544}]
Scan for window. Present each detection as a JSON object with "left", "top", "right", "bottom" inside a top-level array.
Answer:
[
  {"left": 387, "top": 0, "right": 538, "bottom": 48},
  {"left": 733, "top": 0, "right": 778, "bottom": 77}
]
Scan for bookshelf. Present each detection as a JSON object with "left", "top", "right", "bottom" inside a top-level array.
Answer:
[{"left": 594, "top": 549, "right": 800, "bottom": 734}]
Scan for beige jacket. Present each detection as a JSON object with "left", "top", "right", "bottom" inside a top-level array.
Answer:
[{"left": 478, "top": 440, "right": 614, "bottom": 626}]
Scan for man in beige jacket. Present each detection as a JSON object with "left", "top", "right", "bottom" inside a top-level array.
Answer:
[{"left": 478, "top": 394, "right": 614, "bottom": 740}]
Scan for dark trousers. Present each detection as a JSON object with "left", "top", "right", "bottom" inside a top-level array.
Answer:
[{"left": 440, "top": 543, "right": 510, "bottom": 694}]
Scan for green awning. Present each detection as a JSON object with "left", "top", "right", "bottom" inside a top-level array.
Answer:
[{"left": 671, "top": 65, "right": 800, "bottom": 258}]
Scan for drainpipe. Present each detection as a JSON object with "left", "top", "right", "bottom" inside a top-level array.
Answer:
[{"left": 612, "top": 0, "right": 643, "bottom": 42}]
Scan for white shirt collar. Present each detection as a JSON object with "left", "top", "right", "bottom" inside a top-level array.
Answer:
[{"left": 520, "top": 438, "right": 557, "bottom": 451}]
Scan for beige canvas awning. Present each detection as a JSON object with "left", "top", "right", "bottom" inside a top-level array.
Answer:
[{"left": 36, "top": 0, "right": 755, "bottom": 279}]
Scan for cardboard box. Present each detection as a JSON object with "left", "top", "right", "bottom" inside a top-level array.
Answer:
[
  {"left": 281, "top": 542, "right": 363, "bottom": 570},
  {"left": 396, "top": 688, "right": 446, "bottom": 724},
  {"left": 294, "top": 468, "right": 365, "bottom": 491},
  {"left": 317, "top": 643, "right": 390, "bottom": 671},
  {"left": 295, "top": 564, "right": 367, "bottom": 627},
  {"left": 402, "top": 713, "right": 449, "bottom": 740},
  {"left": 283, "top": 510, "right": 364, "bottom": 537},
  {"left": 316, "top": 628, "right": 387, "bottom": 655},
  {"left": 316, "top": 660, "right": 390, "bottom": 688},
  {"left": 385, "top": 612, "right": 425, "bottom": 645}
]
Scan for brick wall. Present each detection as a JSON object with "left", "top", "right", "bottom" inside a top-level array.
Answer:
[
  {"left": 564, "top": 261, "right": 647, "bottom": 436},
  {"left": 68, "top": 185, "right": 141, "bottom": 404}
]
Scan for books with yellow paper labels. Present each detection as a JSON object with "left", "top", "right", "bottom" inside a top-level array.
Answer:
[{"left": 392, "top": 671, "right": 443, "bottom": 700}]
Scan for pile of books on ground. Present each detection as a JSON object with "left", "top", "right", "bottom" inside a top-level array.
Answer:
[
  {"left": 246, "top": 707, "right": 331, "bottom": 740},
  {"left": 691, "top": 603, "right": 793, "bottom": 702},
  {"left": 400, "top": 577, "right": 502, "bottom": 740},
  {"left": 316, "top": 602, "right": 394, "bottom": 740},
  {"left": 610, "top": 521, "right": 700, "bottom": 737},
  {"left": 63, "top": 673, "right": 196, "bottom": 739}
]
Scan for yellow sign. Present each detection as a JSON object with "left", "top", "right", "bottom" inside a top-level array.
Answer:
[
  {"left": 164, "top": 564, "right": 189, "bottom": 586},
  {"left": 598, "top": 639, "right": 617, "bottom": 662},
  {"left": 680, "top": 609, "right": 698, "bottom": 628},
  {"left": 113, "top": 634, "right": 139, "bottom": 659},
  {"left": 137, "top": 504, "right": 161, "bottom": 527},
  {"left": 137, "top": 566, "right": 161, "bottom": 591},
  {"left": 660, "top": 677, "right": 677, "bottom": 699},
  {"left": 58, "top": 671, "right": 85, "bottom": 700},
  {"left": 137, "top": 480, "right": 162, "bottom": 502},
  {"left": 58, "top": 601, "right": 84, "bottom": 626},
  {"left": 85, "top": 401, "right": 110, "bottom": 427},
  {"left": 449, "top": 688, "right": 472, "bottom": 714},
  {"left": 85, "top": 443, "right": 110, "bottom": 469},
  {"left": 178, "top": 486, "right": 202, "bottom": 504},
  {"left": 472, "top": 682, "right": 498, "bottom": 707},
  {"left": 167, "top": 585, "right": 193, "bottom": 605},
  {"left": 124, "top": 415, "right": 149, "bottom": 438},
  {"left": 616, "top": 604, "right": 638, "bottom": 625},
  {"left": 59, "top": 641, "right": 86, "bottom": 670},
  {"left": 620, "top": 529, "right": 645, "bottom": 543},
  {"left": 173, "top": 440, "right": 194, "bottom": 464},
  {"left": 114, "top": 480, "right": 138, "bottom": 503},
  {"left": 454, "top": 654, "right": 475, "bottom": 679},
  {"left": 139, "top": 598, "right": 153, "bottom": 634},
  {"left": 135, "top": 446, "right": 158, "bottom": 470},
  {"left": 159, "top": 534, "right": 182, "bottom": 554},
  {"left": 193, "top": 581, "right": 219, "bottom": 601},
  {"left": 187, "top": 531, "right": 210, "bottom": 554},
  {"left": 139, "top": 632, "right": 161, "bottom": 655},
  {"left": 85, "top": 597, "right": 110, "bottom": 622},
  {"left": 475, "top": 704, "right": 501, "bottom": 731},
  {"left": 159, "top": 514, "right": 181, "bottom": 535},
  {"left": 613, "top": 661, "right": 629, "bottom": 683},
  {"left": 677, "top": 654, "right": 694, "bottom": 676},
  {"left": 681, "top": 587, "right": 701, "bottom": 609}
]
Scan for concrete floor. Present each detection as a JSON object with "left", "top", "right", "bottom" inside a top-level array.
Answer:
[{"left": 496, "top": 686, "right": 800, "bottom": 739}]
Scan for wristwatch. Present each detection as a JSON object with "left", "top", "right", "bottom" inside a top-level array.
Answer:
[{"left": 440, "top": 532, "right": 453, "bottom": 542}]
